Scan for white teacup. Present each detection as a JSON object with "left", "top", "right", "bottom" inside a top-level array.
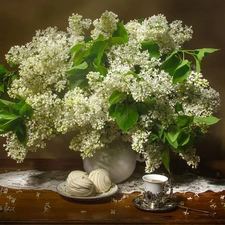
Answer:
[{"left": 142, "top": 174, "right": 168, "bottom": 194}]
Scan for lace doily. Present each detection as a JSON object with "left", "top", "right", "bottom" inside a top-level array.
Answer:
[
  {"left": 0, "top": 170, "right": 224, "bottom": 194},
  {"left": 118, "top": 172, "right": 225, "bottom": 193}
]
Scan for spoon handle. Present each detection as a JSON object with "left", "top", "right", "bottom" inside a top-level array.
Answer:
[{"left": 178, "top": 205, "right": 216, "bottom": 215}]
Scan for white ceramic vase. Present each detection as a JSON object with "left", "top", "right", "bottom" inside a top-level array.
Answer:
[{"left": 83, "top": 139, "right": 144, "bottom": 184}]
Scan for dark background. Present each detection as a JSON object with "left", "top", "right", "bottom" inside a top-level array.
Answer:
[{"left": 0, "top": 0, "right": 224, "bottom": 172}]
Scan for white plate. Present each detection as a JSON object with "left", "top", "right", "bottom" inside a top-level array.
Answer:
[{"left": 56, "top": 182, "right": 118, "bottom": 201}]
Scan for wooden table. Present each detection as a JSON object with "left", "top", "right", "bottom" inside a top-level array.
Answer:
[{"left": 0, "top": 159, "right": 225, "bottom": 224}]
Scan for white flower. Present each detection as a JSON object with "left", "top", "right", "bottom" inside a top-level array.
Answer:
[
  {"left": 67, "top": 13, "right": 92, "bottom": 43},
  {"left": 0, "top": 11, "right": 220, "bottom": 173},
  {"left": 3, "top": 133, "right": 27, "bottom": 163},
  {"left": 179, "top": 147, "right": 200, "bottom": 169},
  {"left": 91, "top": 10, "right": 119, "bottom": 40},
  {"left": 125, "top": 14, "right": 192, "bottom": 53},
  {"left": 6, "top": 27, "right": 72, "bottom": 99}
]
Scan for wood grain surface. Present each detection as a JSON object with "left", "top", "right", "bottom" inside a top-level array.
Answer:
[{"left": 0, "top": 159, "right": 224, "bottom": 224}]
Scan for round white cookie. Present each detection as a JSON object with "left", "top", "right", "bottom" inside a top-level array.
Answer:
[
  {"left": 66, "top": 176, "right": 95, "bottom": 197},
  {"left": 66, "top": 170, "right": 88, "bottom": 185},
  {"left": 88, "top": 168, "right": 112, "bottom": 193}
]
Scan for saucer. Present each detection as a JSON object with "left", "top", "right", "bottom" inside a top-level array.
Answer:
[
  {"left": 132, "top": 195, "right": 178, "bottom": 212},
  {"left": 57, "top": 182, "right": 118, "bottom": 201}
]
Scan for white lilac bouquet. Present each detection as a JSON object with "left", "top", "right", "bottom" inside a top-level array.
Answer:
[{"left": 0, "top": 11, "right": 220, "bottom": 172}]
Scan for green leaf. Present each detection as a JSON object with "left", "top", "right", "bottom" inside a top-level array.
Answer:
[
  {"left": 112, "top": 21, "right": 128, "bottom": 43},
  {"left": 19, "top": 102, "right": 33, "bottom": 118},
  {"left": 66, "top": 62, "right": 88, "bottom": 75},
  {"left": 164, "top": 132, "right": 178, "bottom": 149},
  {"left": 73, "top": 49, "right": 90, "bottom": 66},
  {"left": 141, "top": 41, "right": 160, "bottom": 58},
  {"left": 144, "top": 96, "right": 155, "bottom": 110},
  {"left": 108, "top": 37, "right": 127, "bottom": 45},
  {"left": 0, "top": 65, "right": 6, "bottom": 76},
  {"left": 89, "top": 40, "right": 108, "bottom": 64},
  {"left": 69, "top": 43, "right": 85, "bottom": 54},
  {"left": 0, "top": 115, "right": 21, "bottom": 133},
  {"left": 108, "top": 104, "right": 117, "bottom": 118},
  {"left": 149, "top": 133, "right": 159, "bottom": 142},
  {"left": 153, "top": 123, "right": 164, "bottom": 140},
  {"left": 173, "top": 60, "right": 191, "bottom": 83},
  {"left": 134, "top": 65, "right": 141, "bottom": 74},
  {"left": 0, "top": 84, "right": 4, "bottom": 92},
  {"left": 66, "top": 62, "right": 89, "bottom": 89},
  {"left": 161, "top": 145, "right": 170, "bottom": 173},
  {"left": 114, "top": 103, "right": 139, "bottom": 132},
  {"left": 193, "top": 55, "right": 201, "bottom": 73},
  {"left": 176, "top": 115, "right": 193, "bottom": 129},
  {"left": 167, "top": 125, "right": 180, "bottom": 143},
  {"left": 15, "top": 121, "right": 27, "bottom": 146},
  {"left": 193, "top": 48, "right": 219, "bottom": 72},
  {"left": 125, "top": 71, "right": 138, "bottom": 78},
  {"left": 90, "top": 39, "right": 107, "bottom": 54},
  {"left": 69, "top": 74, "right": 89, "bottom": 89},
  {"left": 0, "top": 99, "right": 15, "bottom": 111},
  {"left": 194, "top": 116, "right": 220, "bottom": 125},
  {"left": 109, "top": 90, "right": 126, "bottom": 105},
  {"left": 174, "top": 102, "right": 184, "bottom": 114},
  {"left": 0, "top": 66, "right": 18, "bottom": 94},
  {"left": 136, "top": 96, "right": 155, "bottom": 114},
  {"left": 160, "top": 52, "right": 181, "bottom": 75},
  {"left": 177, "top": 130, "right": 191, "bottom": 146},
  {"left": 93, "top": 60, "right": 108, "bottom": 75},
  {"left": 0, "top": 99, "right": 32, "bottom": 145},
  {"left": 12, "top": 101, "right": 24, "bottom": 115},
  {"left": 136, "top": 102, "right": 149, "bottom": 114},
  {"left": 195, "top": 48, "right": 219, "bottom": 62},
  {"left": 0, "top": 113, "right": 19, "bottom": 121}
]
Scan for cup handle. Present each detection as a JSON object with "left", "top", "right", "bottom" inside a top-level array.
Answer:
[{"left": 164, "top": 179, "right": 173, "bottom": 197}]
